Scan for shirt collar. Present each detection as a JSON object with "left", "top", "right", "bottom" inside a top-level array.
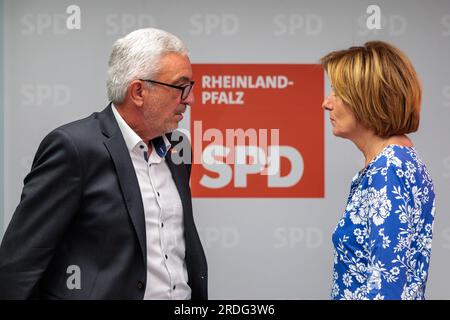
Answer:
[
  {"left": 111, "top": 103, "right": 172, "bottom": 158},
  {"left": 153, "top": 134, "right": 172, "bottom": 158},
  {"left": 112, "top": 103, "right": 143, "bottom": 153}
]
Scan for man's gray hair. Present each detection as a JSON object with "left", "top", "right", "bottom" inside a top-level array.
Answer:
[{"left": 106, "top": 28, "right": 188, "bottom": 103}]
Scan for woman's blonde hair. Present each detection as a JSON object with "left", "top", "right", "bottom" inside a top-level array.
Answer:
[{"left": 320, "top": 41, "right": 421, "bottom": 138}]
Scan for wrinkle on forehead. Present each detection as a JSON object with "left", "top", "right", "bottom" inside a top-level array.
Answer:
[{"left": 155, "top": 52, "right": 192, "bottom": 84}]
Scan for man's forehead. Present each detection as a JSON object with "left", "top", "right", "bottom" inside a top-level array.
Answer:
[
  {"left": 159, "top": 52, "right": 190, "bottom": 65},
  {"left": 158, "top": 53, "right": 192, "bottom": 81}
]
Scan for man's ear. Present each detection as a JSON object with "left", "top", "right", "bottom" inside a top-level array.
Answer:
[{"left": 128, "top": 80, "right": 146, "bottom": 107}]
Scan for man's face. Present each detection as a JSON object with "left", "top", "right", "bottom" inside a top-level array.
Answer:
[{"left": 142, "top": 52, "right": 194, "bottom": 136}]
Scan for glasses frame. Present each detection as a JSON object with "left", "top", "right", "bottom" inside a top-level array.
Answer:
[{"left": 140, "top": 79, "right": 194, "bottom": 101}]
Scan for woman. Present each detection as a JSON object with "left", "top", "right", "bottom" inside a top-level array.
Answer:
[{"left": 321, "top": 41, "right": 436, "bottom": 300}]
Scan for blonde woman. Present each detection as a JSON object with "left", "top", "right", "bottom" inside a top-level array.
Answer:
[{"left": 321, "top": 41, "right": 436, "bottom": 300}]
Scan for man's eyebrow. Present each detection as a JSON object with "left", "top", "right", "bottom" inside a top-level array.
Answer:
[{"left": 174, "top": 76, "right": 191, "bottom": 84}]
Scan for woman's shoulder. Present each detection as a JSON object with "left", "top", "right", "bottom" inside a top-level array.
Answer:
[
  {"left": 368, "top": 144, "right": 433, "bottom": 189},
  {"left": 371, "top": 144, "right": 418, "bottom": 170}
]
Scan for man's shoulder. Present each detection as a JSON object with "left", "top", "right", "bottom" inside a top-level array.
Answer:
[
  {"left": 49, "top": 105, "right": 112, "bottom": 139},
  {"left": 38, "top": 106, "right": 113, "bottom": 152},
  {"left": 54, "top": 111, "right": 101, "bottom": 135}
]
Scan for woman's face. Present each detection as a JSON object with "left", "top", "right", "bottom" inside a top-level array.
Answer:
[{"left": 322, "top": 87, "right": 361, "bottom": 140}]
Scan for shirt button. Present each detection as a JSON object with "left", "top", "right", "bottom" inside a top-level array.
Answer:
[
  {"left": 165, "top": 254, "right": 168, "bottom": 260},
  {"left": 173, "top": 285, "right": 176, "bottom": 290},
  {"left": 161, "top": 222, "right": 164, "bottom": 228},
  {"left": 157, "top": 192, "right": 160, "bottom": 197},
  {"left": 139, "top": 145, "right": 144, "bottom": 149},
  {"left": 137, "top": 281, "right": 144, "bottom": 289}
]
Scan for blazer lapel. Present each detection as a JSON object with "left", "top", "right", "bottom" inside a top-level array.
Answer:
[{"left": 99, "top": 105, "right": 147, "bottom": 265}]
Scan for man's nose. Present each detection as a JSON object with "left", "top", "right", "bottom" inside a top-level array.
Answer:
[{"left": 182, "top": 87, "right": 195, "bottom": 105}]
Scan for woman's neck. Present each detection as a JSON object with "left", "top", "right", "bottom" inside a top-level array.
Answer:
[{"left": 351, "top": 131, "right": 413, "bottom": 168}]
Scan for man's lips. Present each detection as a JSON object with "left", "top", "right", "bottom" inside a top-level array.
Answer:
[{"left": 174, "top": 105, "right": 187, "bottom": 120}]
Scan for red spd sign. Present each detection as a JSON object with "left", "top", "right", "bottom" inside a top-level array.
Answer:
[{"left": 190, "top": 64, "right": 324, "bottom": 198}]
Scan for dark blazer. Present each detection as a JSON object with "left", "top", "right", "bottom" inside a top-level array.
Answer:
[{"left": 0, "top": 104, "right": 207, "bottom": 299}]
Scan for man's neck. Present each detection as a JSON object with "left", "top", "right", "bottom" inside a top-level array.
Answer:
[{"left": 114, "top": 103, "right": 159, "bottom": 146}]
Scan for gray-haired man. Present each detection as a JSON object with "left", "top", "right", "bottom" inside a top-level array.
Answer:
[{"left": 0, "top": 28, "right": 207, "bottom": 300}]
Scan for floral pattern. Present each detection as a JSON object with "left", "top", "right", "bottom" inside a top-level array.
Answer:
[{"left": 331, "top": 145, "right": 435, "bottom": 300}]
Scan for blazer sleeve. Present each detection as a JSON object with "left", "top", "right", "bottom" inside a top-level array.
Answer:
[{"left": 0, "top": 129, "right": 83, "bottom": 299}]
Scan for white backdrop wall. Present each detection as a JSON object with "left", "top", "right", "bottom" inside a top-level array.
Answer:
[{"left": 1, "top": 0, "right": 450, "bottom": 299}]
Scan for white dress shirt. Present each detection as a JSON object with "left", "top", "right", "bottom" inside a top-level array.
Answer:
[{"left": 112, "top": 104, "right": 191, "bottom": 300}]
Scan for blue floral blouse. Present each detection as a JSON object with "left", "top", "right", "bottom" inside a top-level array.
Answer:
[{"left": 331, "top": 145, "right": 435, "bottom": 300}]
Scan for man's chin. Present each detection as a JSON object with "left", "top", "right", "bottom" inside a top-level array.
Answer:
[{"left": 165, "top": 123, "right": 179, "bottom": 134}]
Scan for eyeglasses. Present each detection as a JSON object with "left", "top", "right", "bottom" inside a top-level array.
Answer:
[{"left": 140, "top": 79, "right": 195, "bottom": 101}]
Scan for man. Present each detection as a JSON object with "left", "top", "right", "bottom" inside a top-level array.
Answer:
[{"left": 0, "top": 28, "right": 207, "bottom": 300}]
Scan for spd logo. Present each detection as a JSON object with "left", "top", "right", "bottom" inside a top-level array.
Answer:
[{"left": 190, "top": 64, "right": 324, "bottom": 198}]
